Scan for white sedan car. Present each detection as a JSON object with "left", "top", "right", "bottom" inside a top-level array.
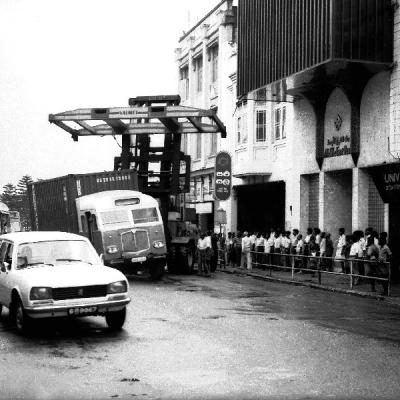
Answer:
[{"left": 0, "top": 231, "right": 130, "bottom": 333}]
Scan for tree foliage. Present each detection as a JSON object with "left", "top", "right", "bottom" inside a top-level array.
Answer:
[{"left": 0, "top": 175, "right": 34, "bottom": 231}]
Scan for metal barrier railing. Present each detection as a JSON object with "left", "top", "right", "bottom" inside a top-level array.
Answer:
[{"left": 217, "top": 248, "right": 391, "bottom": 296}]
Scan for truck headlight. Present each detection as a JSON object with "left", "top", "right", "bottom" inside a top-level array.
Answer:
[
  {"left": 30, "top": 287, "right": 52, "bottom": 300},
  {"left": 107, "top": 280, "right": 128, "bottom": 294},
  {"left": 153, "top": 241, "right": 165, "bottom": 249},
  {"left": 107, "top": 245, "right": 119, "bottom": 254}
]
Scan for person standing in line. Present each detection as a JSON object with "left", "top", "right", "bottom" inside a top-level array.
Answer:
[
  {"left": 273, "top": 230, "right": 282, "bottom": 267},
  {"left": 319, "top": 232, "right": 326, "bottom": 270},
  {"left": 241, "top": 231, "right": 252, "bottom": 270},
  {"left": 226, "top": 232, "right": 234, "bottom": 267},
  {"left": 264, "top": 230, "right": 273, "bottom": 267},
  {"left": 255, "top": 232, "right": 265, "bottom": 266},
  {"left": 314, "top": 228, "right": 321, "bottom": 246},
  {"left": 204, "top": 231, "right": 213, "bottom": 276},
  {"left": 335, "top": 227, "right": 346, "bottom": 273},
  {"left": 290, "top": 229, "right": 300, "bottom": 250},
  {"left": 302, "top": 228, "right": 313, "bottom": 270},
  {"left": 210, "top": 232, "right": 219, "bottom": 272},
  {"left": 378, "top": 236, "right": 392, "bottom": 294},
  {"left": 233, "top": 232, "right": 242, "bottom": 267},
  {"left": 281, "top": 231, "right": 291, "bottom": 268},
  {"left": 325, "top": 232, "right": 334, "bottom": 271},
  {"left": 308, "top": 235, "right": 320, "bottom": 273},
  {"left": 295, "top": 233, "right": 304, "bottom": 271},
  {"left": 197, "top": 232, "right": 209, "bottom": 276},
  {"left": 365, "top": 235, "right": 380, "bottom": 292},
  {"left": 249, "top": 231, "right": 257, "bottom": 264}
]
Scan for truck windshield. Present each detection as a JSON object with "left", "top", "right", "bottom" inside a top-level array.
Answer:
[
  {"left": 100, "top": 210, "right": 130, "bottom": 225},
  {"left": 131, "top": 207, "right": 159, "bottom": 224},
  {"left": 17, "top": 240, "right": 99, "bottom": 269}
]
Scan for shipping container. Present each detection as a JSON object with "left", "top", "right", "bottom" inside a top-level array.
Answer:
[{"left": 28, "top": 170, "right": 139, "bottom": 233}]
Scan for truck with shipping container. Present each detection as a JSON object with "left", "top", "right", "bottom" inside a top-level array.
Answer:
[
  {"left": 45, "top": 95, "right": 226, "bottom": 276},
  {"left": 28, "top": 170, "right": 167, "bottom": 280}
]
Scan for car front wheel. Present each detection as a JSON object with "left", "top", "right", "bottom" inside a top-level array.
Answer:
[
  {"left": 105, "top": 307, "right": 126, "bottom": 330},
  {"left": 14, "top": 299, "right": 33, "bottom": 334}
]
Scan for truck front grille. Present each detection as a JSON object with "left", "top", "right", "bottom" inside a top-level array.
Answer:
[
  {"left": 121, "top": 230, "right": 149, "bottom": 253},
  {"left": 52, "top": 285, "right": 107, "bottom": 300}
]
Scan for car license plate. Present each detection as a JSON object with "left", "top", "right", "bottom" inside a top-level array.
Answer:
[
  {"left": 131, "top": 256, "right": 146, "bottom": 263},
  {"left": 68, "top": 306, "right": 97, "bottom": 316}
]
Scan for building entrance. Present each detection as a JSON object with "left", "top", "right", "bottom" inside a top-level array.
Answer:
[
  {"left": 235, "top": 182, "right": 285, "bottom": 233},
  {"left": 324, "top": 170, "right": 352, "bottom": 236}
]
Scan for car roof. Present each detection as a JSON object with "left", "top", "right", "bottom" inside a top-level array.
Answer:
[{"left": 0, "top": 231, "right": 89, "bottom": 244}]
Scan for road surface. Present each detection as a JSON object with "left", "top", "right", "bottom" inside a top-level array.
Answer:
[{"left": 1, "top": 272, "right": 400, "bottom": 399}]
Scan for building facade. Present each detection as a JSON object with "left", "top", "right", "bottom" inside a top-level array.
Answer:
[
  {"left": 236, "top": 0, "right": 399, "bottom": 269},
  {"left": 175, "top": 0, "right": 237, "bottom": 233},
  {"left": 177, "top": 0, "right": 400, "bottom": 273}
]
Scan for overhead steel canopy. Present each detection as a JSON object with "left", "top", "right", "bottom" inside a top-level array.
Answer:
[{"left": 49, "top": 102, "right": 227, "bottom": 141}]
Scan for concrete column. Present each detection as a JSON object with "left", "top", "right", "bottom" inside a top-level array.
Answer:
[
  {"left": 384, "top": 203, "right": 389, "bottom": 235},
  {"left": 318, "top": 171, "right": 325, "bottom": 230},
  {"left": 352, "top": 167, "right": 369, "bottom": 231}
]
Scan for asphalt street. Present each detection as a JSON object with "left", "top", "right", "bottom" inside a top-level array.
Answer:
[{"left": 1, "top": 272, "right": 400, "bottom": 400}]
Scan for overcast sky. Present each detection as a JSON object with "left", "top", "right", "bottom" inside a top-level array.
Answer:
[{"left": 0, "top": 0, "right": 218, "bottom": 190}]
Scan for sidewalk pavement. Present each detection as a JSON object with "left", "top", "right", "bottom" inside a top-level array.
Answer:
[{"left": 216, "top": 263, "right": 400, "bottom": 307}]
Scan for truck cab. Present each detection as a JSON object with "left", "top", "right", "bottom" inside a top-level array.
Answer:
[{"left": 76, "top": 190, "right": 166, "bottom": 279}]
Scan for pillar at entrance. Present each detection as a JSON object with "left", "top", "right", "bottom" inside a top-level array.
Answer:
[{"left": 352, "top": 167, "right": 369, "bottom": 231}]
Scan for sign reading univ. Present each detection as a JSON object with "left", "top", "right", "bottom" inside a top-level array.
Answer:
[
  {"left": 370, "top": 163, "right": 400, "bottom": 203},
  {"left": 214, "top": 151, "right": 232, "bottom": 201}
]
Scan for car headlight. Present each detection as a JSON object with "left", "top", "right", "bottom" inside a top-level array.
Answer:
[
  {"left": 107, "top": 280, "right": 128, "bottom": 294},
  {"left": 30, "top": 287, "right": 52, "bottom": 300},
  {"left": 153, "top": 240, "right": 165, "bottom": 249},
  {"left": 107, "top": 245, "right": 119, "bottom": 254}
]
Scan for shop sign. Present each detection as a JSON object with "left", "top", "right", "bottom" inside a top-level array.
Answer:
[
  {"left": 196, "top": 202, "right": 213, "bottom": 214},
  {"left": 324, "top": 135, "right": 351, "bottom": 157},
  {"left": 324, "top": 107, "right": 351, "bottom": 158},
  {"left": 214, "top": 151, "right": 232, "bottom": 201},
  {"left": 370, "top": 163, "right": 400, "bottom": 203}
]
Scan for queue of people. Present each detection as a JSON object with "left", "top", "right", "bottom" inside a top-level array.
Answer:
[{"left": 221, "top": 226, "right": 393, "bottom": 293}]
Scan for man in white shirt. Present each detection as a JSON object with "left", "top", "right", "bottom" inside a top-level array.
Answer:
[
  {"left": 197, "top": 232, "right": 211, "bottom": 277},
  {"left": 241, "top": 231, "right": 252, "bottom": 270}
]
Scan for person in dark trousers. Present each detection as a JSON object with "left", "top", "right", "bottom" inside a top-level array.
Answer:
[
  {"left": 210, "top": 232, "right": 219, "bottom": 272},
  {"left": 325, "top": 233, "right": 334, "bottom": 271},
  {"left": 233, "top": 232, "right": 242, "bottom": 267},
  {"left": 365, "top": 235, "right": 380, "bottom": 292}
]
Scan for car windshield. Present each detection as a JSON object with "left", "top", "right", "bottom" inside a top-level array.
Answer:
[{"left": 16, "top": 240, "right": 99, "bottom": 269}]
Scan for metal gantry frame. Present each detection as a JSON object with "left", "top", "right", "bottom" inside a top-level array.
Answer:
[{"left": 49, "top": 95, "right": 227, "bottom": 196}]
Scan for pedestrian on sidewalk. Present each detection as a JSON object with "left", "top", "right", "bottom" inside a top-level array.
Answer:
[
  {"left": 197, "top": 232, "right": 209, "bottom": 276},
  {"left": 281, "top": 231, "right": 291, "bottom": 268},
  {"left": 378, "top": 236, "right": 392, "bottom": 295},
  {"left": 295, "top": 234, "right": 304, "bottom": 272},
  {"left": 241, "top": 231, "right": 252, "bottom": 270},
  {"left": 334, "top": 228, "right": 346, "bottom": 273},
  {"left": 255, "top": 232, "right": 265, "bottom": 266},
  {"left": 233, "top": 232, "right": 242, "bottom": 267},
  {"left": 365, "top": 235, "right": 380, "bottom": 292},
  {"left": 273, "top": 230, "right": 282, "bottom": 268},
  {"left": 210, "top": 232, "right": 218, "bottom": 272},
  {"left": 324, "top": 232, "right": 334, "bottom": 271},
  {"left": 226, "top": 232, "right": 234, "bottom": 267}
]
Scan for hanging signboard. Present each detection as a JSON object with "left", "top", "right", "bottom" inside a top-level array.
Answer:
[
  {"left": 214, "top": 151, "right": 232, "bottom": 201},
  {"left": 370, "top": 163, "right": 400, "bottom": 203}
]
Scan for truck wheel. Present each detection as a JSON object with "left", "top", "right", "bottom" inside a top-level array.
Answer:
[
  {"left": 14, "top": 298, "right": 33, "bottom": 334},
  {"left": 105, "top": 307, "right": 126, "bottom": 330},
  {"left": 149, "top": 260, "right": 165, "bottom": 281}
]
